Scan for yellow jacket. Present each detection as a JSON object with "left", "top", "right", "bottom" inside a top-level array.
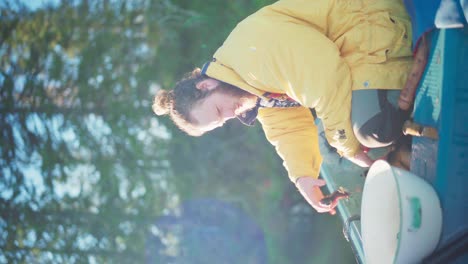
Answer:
[{"left": 203, "top": 0, "right": 413, "bottom": 182}]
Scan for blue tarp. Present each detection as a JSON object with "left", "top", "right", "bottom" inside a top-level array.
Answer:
[
  {"left": 411, "top": 27, "right": 468, "bottom": 264},
  {"left": 403, "top": 0, "right": 467, "bottom": 49}
]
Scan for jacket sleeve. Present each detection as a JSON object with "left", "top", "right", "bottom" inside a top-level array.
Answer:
[
  {"left": 254, "top": 23, "right": 361, "bottom": 158},
  {"left": 257, "top": 106, "right": 322, "bottom": 182}
]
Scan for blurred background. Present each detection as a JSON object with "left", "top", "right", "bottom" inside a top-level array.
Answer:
[{"left": 0, "top": 0, "right": 355, "bottom": 263}]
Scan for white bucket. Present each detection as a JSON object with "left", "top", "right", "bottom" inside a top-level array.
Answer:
[{"left": 361, "top": 160, "right": 443, "bottom": 264}]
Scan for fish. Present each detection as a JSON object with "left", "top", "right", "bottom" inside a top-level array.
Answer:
[{"left": 319, "top": 188, "right": 350, "bottom": 207}]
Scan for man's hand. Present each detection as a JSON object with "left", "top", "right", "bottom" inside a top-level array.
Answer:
[
  {"left": 295, "top": 177, "right": 338, "bottom": 215},
  {"left": 347, "top": 150, "right": 374, "bottom": 167}
]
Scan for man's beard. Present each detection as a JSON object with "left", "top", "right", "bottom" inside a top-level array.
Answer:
[{"left": 220, "top": 82, "right": 257, "bottom": 115}]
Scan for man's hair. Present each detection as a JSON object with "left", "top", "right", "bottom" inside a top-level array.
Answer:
[{"left": 152, "top": 68, "right": 214, "bottom": 136}]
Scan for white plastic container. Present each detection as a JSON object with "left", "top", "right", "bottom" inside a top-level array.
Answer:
[{"left": 361, "top": 160, "right": 443, "bottom": 264}]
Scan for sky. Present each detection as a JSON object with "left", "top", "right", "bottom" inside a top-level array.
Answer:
[
  {"left": 0, "top": 0, "right": 60, "bottom": 11},
  {"left": 21, "top": 0, "right": 59, "bottom": 10}
]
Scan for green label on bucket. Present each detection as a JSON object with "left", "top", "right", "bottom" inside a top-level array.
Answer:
[{"left": 408, "top": 197, "right": 422, "bottom": 231}]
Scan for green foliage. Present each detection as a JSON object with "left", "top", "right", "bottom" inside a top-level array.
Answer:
[
  {"left": 1, "top": 0, "right": 174, "bottom": 262},
  {"left": 0, "top": 0, "right": 354, "bottom": 263}
]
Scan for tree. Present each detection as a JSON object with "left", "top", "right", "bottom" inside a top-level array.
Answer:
[{"left": 1, "top": 1, "right": 188, "bottom": 262}]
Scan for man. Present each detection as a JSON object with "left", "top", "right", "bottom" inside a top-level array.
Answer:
[{"left": 153, "top": 0, "right": 413, "bottom": 214}]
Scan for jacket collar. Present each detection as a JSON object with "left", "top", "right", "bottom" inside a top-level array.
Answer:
[{"left": 201, "top": 58, "right": 267, "bottom": 99}]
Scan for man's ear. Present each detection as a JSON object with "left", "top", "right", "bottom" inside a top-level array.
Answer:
[{"left": 196, "top": 78, "right": 220, "bottom": 91}]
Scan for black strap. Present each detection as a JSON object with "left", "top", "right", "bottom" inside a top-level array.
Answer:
[
  {"left": 310, "top": 108, "right": 317, "bottom": 120},
  {"left": 377, "top": 90, "right": 388, "bottom": 110}
]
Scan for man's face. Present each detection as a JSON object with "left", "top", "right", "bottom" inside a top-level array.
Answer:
[{"left": 190, "top": 84, "right": 256, "bottom": 133}]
